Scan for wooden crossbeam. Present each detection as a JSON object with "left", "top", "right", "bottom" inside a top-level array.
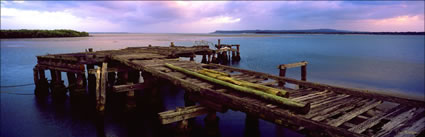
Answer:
[
  {"left": 278, "top": 61, "right": 308, "bottom": 69},
  {"left": 158, "top": 105, "right": 209, "bottom": 125},
  {"left": 112, "top": 83, "right": 146, "bottom": 92}
]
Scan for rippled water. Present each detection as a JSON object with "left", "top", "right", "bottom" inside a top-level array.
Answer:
[{"left": 1, "top": 33, "right": 424, "bottom": 137}]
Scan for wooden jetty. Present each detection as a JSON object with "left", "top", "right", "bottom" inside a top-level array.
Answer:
[{"left": 33, "top": 41, "right": 424, "bottom": 137}]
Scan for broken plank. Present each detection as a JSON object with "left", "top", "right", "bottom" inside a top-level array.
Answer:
[
  {"left": 374, "top": 108, "right": 425, "bottom": 137},
  {"left": 348, "top": 105, "right": 409, "bottom": 134},
  {"left": 327, "top": 100, "right": 382, "bottom": 127}
]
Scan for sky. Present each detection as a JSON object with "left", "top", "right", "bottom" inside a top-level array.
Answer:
[{"left": 1, "top": 1, "right": 424, "bottom": 33}]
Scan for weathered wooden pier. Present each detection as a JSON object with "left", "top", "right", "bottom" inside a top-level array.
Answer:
[{"left": 33, "top": 40, "right": 424, "bottom": 137}]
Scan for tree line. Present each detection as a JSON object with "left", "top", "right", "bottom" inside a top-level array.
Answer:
[{"left": 1, "top": 29, "right": 89, "bottom": 38}]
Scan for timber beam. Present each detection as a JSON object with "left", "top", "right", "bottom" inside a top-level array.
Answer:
[
  {"left": 158, "top": 105, "right": 210, "bottom": 125},
  {"left": 112, "top": 83, "right": 146, "bottom": 93}
]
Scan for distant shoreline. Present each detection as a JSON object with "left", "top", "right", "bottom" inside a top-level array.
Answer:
[
  {"left": 213, "top": 29, "right": 425, "bottom": 35},
  {"left": 0, "top": 29, "right": 89, "bottom": 39}
]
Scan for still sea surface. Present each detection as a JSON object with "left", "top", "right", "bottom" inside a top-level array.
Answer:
[{"left": 1, "top": 33, "right": 424, "bottom": 137}]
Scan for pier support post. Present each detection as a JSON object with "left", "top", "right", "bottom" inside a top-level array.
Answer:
[
  {"left": 300, "top": 62, "right": 307, "bottom": 89},
  {"left": 244, "top": 114, "right": 260, "bottom": 137},
  {"left": 278, "top": 67, "right": 286, "bottom": 87},
  {"left": 87, "top": 64, "right": 97, "bottom": 106},
  {"left": 204, "top": 111, "right": 220, "bottom": 137},
  {"left": 96, "top": 63, "right": 108, "bottom": 113},
  {"left": 301, "top": 63, "right": 307, "bottom": 81},
  {"left": 231, "top": 51, "right": 236, "bottom": 62},
  {"left": 222, "top": 51, "right": 228, "bottom": 65},
  {"left": 66, "top": 72, "right": 77, "bottom": 94},
  {"left": 50, "top": 69, "right": 67, "bottom": 100},
  {"left": 236, "top": 45, "right": 241, "bottom": 61},
  {"left": 207, "top": 54, "right": 211, "bottom": 64},
  {"left": 201, "top": 54, "right": 207, "bottom": 63},
  {"left": 211, "top": 51, "right": 217, "bottom": 64},
  {"left": 126, "top": 70, "right": 139, "bottom": 111},
  {"left": 34, "top": 66, "right": 49, "bottom": 96},
  {"left": 75, "top": 73, "right": 87, "bottom": 95},
  {"left": 189, "top": 54, "right": 195, "bottom": 61}
]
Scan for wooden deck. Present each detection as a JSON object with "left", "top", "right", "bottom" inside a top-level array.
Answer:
[{"left": 33, "top": 45, "right": 425, "bottom": 137}]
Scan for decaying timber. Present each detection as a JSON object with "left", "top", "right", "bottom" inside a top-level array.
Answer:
[{"left": 33, "top": 42, "right": 425, "bottom": 137}]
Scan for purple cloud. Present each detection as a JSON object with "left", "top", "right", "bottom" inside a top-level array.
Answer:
[{"left": 1, "top": 1, "right": 423, "bottom": 32}]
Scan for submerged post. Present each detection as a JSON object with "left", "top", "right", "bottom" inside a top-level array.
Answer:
[
  {"left": 34, "top": 66, "right": 49, "bottom": 96},
  {"left": 96, "top": 63, "right": 108, "bottom": 112},
  {"left": 278, "top": 67, "right": 286, "bottom": 87},
  {"left": 50, "top": 69, "right": 67, "bottom": 100},
  {"left": 204, "top": 110, "right": 220, "bottom": 136},
  {"left": 201, "top": 54, "right": 207, "bottom": 63}
]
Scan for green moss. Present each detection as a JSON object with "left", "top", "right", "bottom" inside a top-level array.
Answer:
[{"left": 0, "top": 29, "right": 89, "bottom": 38}]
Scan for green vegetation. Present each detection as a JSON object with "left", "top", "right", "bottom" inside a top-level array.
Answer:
[{"left": 1, "top": 29, "right": 89, "bottom": 38}]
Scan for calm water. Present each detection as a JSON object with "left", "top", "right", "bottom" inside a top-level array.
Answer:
[{"left": 1, "top": 33, "right": 424, "bottom": 137}]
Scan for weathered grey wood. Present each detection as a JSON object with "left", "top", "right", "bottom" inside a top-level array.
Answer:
[
  {"left": 394, "top": 117, "right": 425, "bottom": 137},
  {"left": 312, "top": 99, "right": 370, "bottom": 122},
  {"left": 348, "top": 105, "right": 408, "bottom": 134},
  {"left": 291, "top": 90, "right": 330, "bottom": 102},
  {"left": 311, "top": 94, "right": 350, "bottom": 108},
  {"left": 96, "top": 63, "right": 108, "bottom": 112},
  {"left": 305, "top": 97, "right": 363, "bottom": 119},
  {"left": 279, "top": 61, "right": 308, "bottom": 69},
  {"left": 158, "top": 105, "right": 209, "bottom": 124},
  {"left": 374, "top": 108, "right": 425, "bottom": 137},
  {"left": 95, "top": 68, "right": 101, "bottom": 111},
  {"left": 327, "top": 100, "right": 382, "bottom": 127},
  {"left": 112, "top": 83, "right": 145, "bottom": 92}
]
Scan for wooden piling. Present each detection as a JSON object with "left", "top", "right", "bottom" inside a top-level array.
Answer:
[
  {"left": 66, "top": 72, "right": 77, "bottom": 93},
  {"left": 217, "top": 39, "right": 221, "bottom": 49},
  {"left": 126, "top": 70, "right": 139, "bottom": 110},
  {"left": 50, "top": 69, "right": 67, "bottom": 100},
  {"left": 189, "top": 54, "right": 195, "bottom": 61},
  {"left": 244, "top": 114, "right": 260, "bottom": 137},
  {"left": 301, "top": 63, "right": 307, "bottom": 81},
  {"left": 33, "top": 67, "right": 39, "bottom": 85},
  {"left": 75, "top": 73, "right": 86, "bottom": 95},
  {"left": 207, "top": 54, "right": 211, "bottom": 64},
  {"left": 96, "top": 63, "right": 108, "bottom": 112},
  {"left": 201, "top": 54, "right": 207, "bottom": 63},
  {"left": 204, "top": 111, "right": 220, "bottom": 137},
  {"left": 34, "top": 66, "right": 49, "bottom": 96},
  {"left": 278, "top": 68, "right": 287, "bottom": 87}
]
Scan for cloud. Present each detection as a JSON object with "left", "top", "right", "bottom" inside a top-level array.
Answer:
[{"left": 1, "top": 1, "right": 424, "bottom": 32}]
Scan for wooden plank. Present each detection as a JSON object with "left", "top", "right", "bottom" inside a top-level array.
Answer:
[
  {"left": 305, "top": 97, "right": 363, "bottom": 119},
  {"left": 348, "top": 105, "right": 409, "bottom": 134},
  {"left": 327, "top": 100, "right": 382, "bottom": 127},
  {"left": 394, "top": 117, "right": 425, "bottom": 137},
  {"left": 291, "top": 90, "right": 330, "bottom": 102},
  {"left": 374, "top": 108, "right": 425, "bottom": 137},
  {"left": 112, "top": 83, "right": 146, "bottom": 92},
  {"left": 37, "top": 64, "right": 85, "bottom": 74},
  {"left": 312, "top": 99, "right": 370, "bottom": 122},
  {"left": 310, "top": 94, "right": 350, "bottom": 108},
  {"left": 206, "top": 64, "right": 425, "bottom": 107},
  {"left": 158, "top": 105, "right": 209, "bottom": 124},
  {"left": 278, "top": 61, "right": 308, "bottom": 69}
]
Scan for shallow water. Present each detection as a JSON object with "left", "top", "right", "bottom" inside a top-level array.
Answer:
[{"left": 1, "top": 33, "right": 424, "bottom": 137}]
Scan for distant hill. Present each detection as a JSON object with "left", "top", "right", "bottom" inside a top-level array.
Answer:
[{"left": 213, "top": 29, "right": 424, "bottom": 35}]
